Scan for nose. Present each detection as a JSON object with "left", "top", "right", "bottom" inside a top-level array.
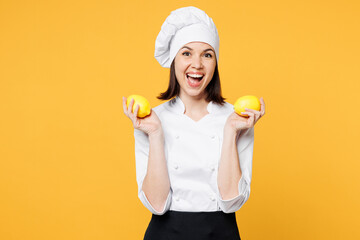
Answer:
[{"left": 191, "top": 54, "right": 203, "bottom": 69}]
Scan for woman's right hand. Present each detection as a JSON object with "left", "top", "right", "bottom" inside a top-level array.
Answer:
[{"left": 122, "top": 96, "right": 163, "bottom": 136}]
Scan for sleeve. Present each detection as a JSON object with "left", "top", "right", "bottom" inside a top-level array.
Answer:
[
  {"left": 216, "top": 127, "right": 254, "bottom": 213},
  {"left": 134, "top": 128, "right": 172, "bottom": 215}
]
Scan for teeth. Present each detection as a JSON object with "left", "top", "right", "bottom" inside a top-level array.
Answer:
[{"left": 187, "top": 73, "right": 204, "bottom": 78}]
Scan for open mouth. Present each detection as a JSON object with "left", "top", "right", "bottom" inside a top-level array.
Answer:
[
  {"left": 186, "top": 74, "right": 204, "bottom": 81},
  {"left": 186, "top": 74, "right": 204, "bottom": 87}
]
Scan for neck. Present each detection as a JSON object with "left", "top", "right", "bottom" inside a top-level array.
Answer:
[{"left": 178, "top": 93, "right": 209, "bottom": 114}]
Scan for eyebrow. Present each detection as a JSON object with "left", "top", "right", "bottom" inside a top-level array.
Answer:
[{"left": 181, "top": 46, "right": 215, "bottom": 53}]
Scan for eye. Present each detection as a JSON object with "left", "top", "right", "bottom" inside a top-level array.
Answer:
[
  {"left": 182, "top": 51, "right": 190, "bottom": 56},
  {"left": 205, "top": 53, "right": 212, "bottom": 58}
]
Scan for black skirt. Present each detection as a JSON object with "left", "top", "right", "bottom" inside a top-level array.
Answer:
[{"left": 143, "top": 210, "right": 241, "bottom": 240}]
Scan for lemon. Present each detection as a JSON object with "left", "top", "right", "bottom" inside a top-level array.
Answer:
[
  {"left": 126, "top": 94, "right": 151, "bottom": 118},
  {"left": 234, "top": 95, "right": 261, "bottom": 117}
]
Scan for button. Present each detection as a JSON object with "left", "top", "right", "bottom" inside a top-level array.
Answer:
[
  {"left": 174, "top": 165, "right": 179, "bottom": 170},
  {"left": 175, "top": 135, "right": 180, "bottom": 139},
  {"left": 211, "top": 196, "right": 216, "bottom": 201},
  {"left": 211, "top": 167, "right": 215, "bottom": 171},
  {"left": 175, "top": 197, "right": 180, "bottom": 201},
  {"left": 211, "top": 135, "right": 216, "bottom": 139}
]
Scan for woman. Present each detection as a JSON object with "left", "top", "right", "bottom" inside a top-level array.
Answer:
[{"left": 123, "top": 6, "right": 265, "bottom": 240}]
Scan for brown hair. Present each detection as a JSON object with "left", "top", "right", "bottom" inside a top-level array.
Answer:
[{"left": 157, "top": 60, "right": 226, "bottom": 106}]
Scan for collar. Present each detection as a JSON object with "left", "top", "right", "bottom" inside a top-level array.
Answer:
[{"left": 167, "top": 95, "right": 215, "bottom": 114}]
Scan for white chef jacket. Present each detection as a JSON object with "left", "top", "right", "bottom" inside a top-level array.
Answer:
[{"left": 134, "top": 96, "right": 254, "bottom": 215}]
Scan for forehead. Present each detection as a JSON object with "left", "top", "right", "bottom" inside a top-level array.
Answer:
[{"left": 182, "top": 41, "right": 214, "bottom": 51}]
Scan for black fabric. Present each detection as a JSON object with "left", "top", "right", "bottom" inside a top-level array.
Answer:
[{"left": 143, "top": 210, "right": 241, "bottom": 240}]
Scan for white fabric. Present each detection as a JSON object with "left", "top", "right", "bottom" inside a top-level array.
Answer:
[
  {"left": 154, "top": 6, "right": 220, "bottom": 68},
  {"left": 134, "top": 96, "right": 254, "bottom": 215}
]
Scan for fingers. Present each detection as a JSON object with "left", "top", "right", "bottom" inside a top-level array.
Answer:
[
  {"left": 241, "top": 111, "right": 255, "bottom": 127},
  {"left": 244, "top": 108, "right": 261, "bottom": 123},
  {"left": 134, "top": 103, "right": 140, "bottom": 116},
  {"left": 244, "top": 108, "right": 260, "bottom": 115},
  {"left": 133, "top": 104, "right": 139, "bottom": 125},
  {"left": 243, "top": 108, "right": 261, "bottom": 127},
  {"left": 123, "top": 97, "right": 139, "bottom": 124},
  {"left": 243, "top": 97, "right": 266, "bottom": 124},
  {"left": 260, "top": 97, "right": 265, "bottom": 106},
  {"left": 260, "top": 97, "right": 266, "bottom": 116},
  {"left": 122, "top": 97, "right": 128, "bottom": 116},
  {"left": 122, "top": 96, "right": 143, "bottom": 130},
  {"left": 127, "top": 98, "right": 134, "bottom": 116}
]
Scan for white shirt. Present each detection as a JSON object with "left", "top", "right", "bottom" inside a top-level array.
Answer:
[{"left": 134, "top": 96, "right": 254, "bottom": 215}]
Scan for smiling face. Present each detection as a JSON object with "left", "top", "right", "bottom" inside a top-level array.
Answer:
[{"left": 174, "top": 41, "right": 217, "bottom": 99}]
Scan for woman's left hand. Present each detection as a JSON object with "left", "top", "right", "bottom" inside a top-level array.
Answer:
[{"left": 225, "top": 97, "right": 266, "bottom": 133}]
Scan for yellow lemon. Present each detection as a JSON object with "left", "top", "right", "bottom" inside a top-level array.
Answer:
[
  {"left": 126, "top": 94, "right": 151, "bottom": 118},
  {"left": 234, "top": 95, "right": 261, "bottom": 117}
]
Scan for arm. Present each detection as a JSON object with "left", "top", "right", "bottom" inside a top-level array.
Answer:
[
  {"left": 216, "top": 127, "right": 254, "bottom": 213},
  {"left": 134, "top": 128, "right": 172, "bottom": 215},
  {"left": 216, "top": 98, "right": 265, "bottom": 213}
]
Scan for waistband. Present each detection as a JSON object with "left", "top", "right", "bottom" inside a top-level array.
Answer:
[
  {"left": 146, "top": 210, "right": 240, "bottom": 240},
  {"left": 155, "top": 210, "right": 235, "bottom": 216}
]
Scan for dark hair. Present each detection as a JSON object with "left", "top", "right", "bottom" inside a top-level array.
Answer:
[{"left": 157, "top": 60, "right": 226, "bottom": 106}]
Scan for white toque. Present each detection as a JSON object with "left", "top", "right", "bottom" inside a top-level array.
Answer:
[{"left": 154, "top": 6, "right": 220, "bottom": 68}]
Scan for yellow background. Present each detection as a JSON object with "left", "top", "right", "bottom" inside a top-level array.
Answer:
[{"left": 1, "top": 0, "right": 359, "bottom": 239}]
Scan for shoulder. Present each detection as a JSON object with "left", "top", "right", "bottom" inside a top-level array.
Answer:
[
  {"left": 152, "top": 100, "right": 169, "bottom": 115},
  {"left": 212, "top": 101, "right": 235, "bottom": 116},
  {"left": 222, "top": 101, "right": 234, "bottom": 111}
]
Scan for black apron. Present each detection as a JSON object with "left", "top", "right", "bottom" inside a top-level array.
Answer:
[{"left": 143, "top": 210, "right": 241, "bottom": 240}]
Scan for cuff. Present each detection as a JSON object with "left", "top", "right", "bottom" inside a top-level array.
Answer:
[
  {"left": 217, "top": 174, "right": 250, "bottom": 213},
  {"left": 139, "top": 189, "right": 172, "bottom": 215}
]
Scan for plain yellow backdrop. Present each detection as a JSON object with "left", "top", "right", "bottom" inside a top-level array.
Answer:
[{"left": 1, "top": 0, "right": 359, "bottom": 239}]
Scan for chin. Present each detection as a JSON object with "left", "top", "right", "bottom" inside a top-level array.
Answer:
[{"left": 184, "top": 89, "right": 205, "bottom": 97}]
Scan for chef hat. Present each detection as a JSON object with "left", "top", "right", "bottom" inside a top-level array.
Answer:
[{"left": 154, "top": 6, "right": 220, "bottom": 68}]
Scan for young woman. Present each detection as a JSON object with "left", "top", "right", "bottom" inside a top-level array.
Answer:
[{"left": 123, "top": 6, "right": 265, "bottom": 240}]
